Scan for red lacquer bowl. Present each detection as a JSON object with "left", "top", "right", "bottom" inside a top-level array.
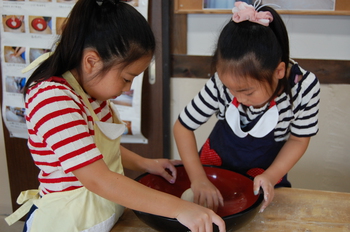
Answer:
[
  {"left": 31, "top": 18, "right": 47, "bottom": 31},
  {"left": 6, "top": 17, "right": 22, "bottom": 29},
  {"left": 133, "top": 165, "right": 263, "bottom": 232}
]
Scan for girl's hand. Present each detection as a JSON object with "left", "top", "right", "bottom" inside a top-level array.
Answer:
[
  {"left": 253, "top": 174, "right": 275, "bottom": 213},
  {"left": 144, "top": 159, "right": 182, "bottom": 184},
  {"left": 191, "top": 178, "right": 224, "bottom": 212},
  {"left": 176, "top": 201, "right": 226, "bottom": 232}
]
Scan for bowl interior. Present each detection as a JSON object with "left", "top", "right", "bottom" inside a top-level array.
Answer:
[
  {"left": 137, "top": 165, "right": 259, "bottom": 217},
  {"left": 6, "top": 18, "right": 22, "bottom": 29},
  {"left": 31, "top": 18, "right": 47, "bottom": 31}
]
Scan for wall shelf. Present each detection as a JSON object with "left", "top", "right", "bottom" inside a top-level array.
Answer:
[{"left": 174, "top": 0, "right": 350, "bottom": 15}]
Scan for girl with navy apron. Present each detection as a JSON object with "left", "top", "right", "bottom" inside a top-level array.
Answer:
[
  {"left": 174, "top": 1, "right": 320, "bottom": 213},
  {"left": 199, "top": 98, "right": 290, "bottom": 188}
]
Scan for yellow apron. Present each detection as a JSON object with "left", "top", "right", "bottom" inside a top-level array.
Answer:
[{"left": 6, "top": 71, "right": 125, "bottom": 232}]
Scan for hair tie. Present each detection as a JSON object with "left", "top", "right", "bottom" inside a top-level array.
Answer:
[
  {"left": 96, "top": 0, "right": 103, "bottom": 6},
  {"left": 232, "top": 0, "right": 277, "bottom": 26},
  {"left": 96, "top": 0, "right": 121, "bottom": 6}
]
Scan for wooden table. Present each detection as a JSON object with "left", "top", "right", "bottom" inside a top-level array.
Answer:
[{"left": 111, "top": 188, "right": 350, "bottom": 232}]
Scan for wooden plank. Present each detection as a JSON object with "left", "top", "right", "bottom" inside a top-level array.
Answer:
[
  {"left": 171, "top": 54, "right": 213, "bottom": 78},
  {"left": 295, "top": 59, "right": 350, "bottom": 84},
  {"left": 336, "top": 0, "right": 350, "bottom": 11},
  {"left": 171, "top": 54, "right": 350, "bottom": 84},
  {"left": 241, "top": 188, "right": 350, "bottom": 232},
  {"left": 175, "top": 9, "right": 350, "bottom": 16},
  {"left": 174, "top": 0, "right": 202, "bottom": 13},
  {"left": 277, "top": 10, "right": 350, "bottom": 15},
  {"left": 111, "top": 209, "right": 156, "bottom": 232},
  {"left": 111, "top": 188, "right": 350, "bottom": 232},
  {"left": 170, "top": 1, "right": 187, "bottom": 54}
]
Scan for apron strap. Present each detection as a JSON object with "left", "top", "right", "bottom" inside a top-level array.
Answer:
[
  {"left": 62, "top": 71, "right": 126, "bottom": 138},
  {"left": 5, "top": 190, "right": 39, "bottom": 226},
  {"left": 21, "top": 52, "right": 53, "bottom": 74},
  {"left": 62, "top": 71, "right": 100, "bottom": 122}
]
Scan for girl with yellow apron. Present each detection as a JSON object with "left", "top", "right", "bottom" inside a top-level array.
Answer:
[{"left": 6, "top": 71, "right": 125, "bottom": 232}]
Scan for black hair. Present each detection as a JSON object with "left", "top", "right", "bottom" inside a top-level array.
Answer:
[
  {"left": 212, "top": 5, "right": 291, "bottom": 100},
  {"left": 24, "top": 0, "right": 155, "bottom": 97}
]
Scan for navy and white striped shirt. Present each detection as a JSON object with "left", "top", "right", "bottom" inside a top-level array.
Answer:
[{"left": 178, "top": 62, "right": 320, "bottom": 142}]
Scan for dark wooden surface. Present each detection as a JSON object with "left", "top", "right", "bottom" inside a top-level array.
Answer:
[
  {"left": 2, "top": 121, "right": 39, "bottom": 213},
  {"left": 296, "top": 58, "right": 350, "bottom": 84},
  {"left": 171, "top": 54, "right": 350, "bottom": 84}
]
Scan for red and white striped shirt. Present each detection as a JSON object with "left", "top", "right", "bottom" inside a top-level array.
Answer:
[{"left": 25, "top": 77, "right": 112, "bottom": 195}]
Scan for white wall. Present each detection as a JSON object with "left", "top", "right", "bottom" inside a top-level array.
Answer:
[
  {"left": 186, "top": 14, "right": 350, "bottom": 59},
  {"left": 170, "top": 13, "right": 350, "bottom": 193}
]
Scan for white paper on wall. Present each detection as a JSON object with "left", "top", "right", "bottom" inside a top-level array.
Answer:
[{"left": 0, "top": 0, "right": 149, "bottom": 143}]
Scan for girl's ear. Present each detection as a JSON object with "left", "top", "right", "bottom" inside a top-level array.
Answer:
[
  {"left": 83, "top": 50, "right": 102, "bottom": 74},
  {"left": 275, "top": 62, "right": 286, "bottom": 80}
]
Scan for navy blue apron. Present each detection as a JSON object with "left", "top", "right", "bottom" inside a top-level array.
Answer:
[{"left": 199, "top": 98, "right": 291, "bottom": 188}]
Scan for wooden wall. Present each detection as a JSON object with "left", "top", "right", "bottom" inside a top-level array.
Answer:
[{"left": 171, "top": 55, "right": 350, "bottom": 84}]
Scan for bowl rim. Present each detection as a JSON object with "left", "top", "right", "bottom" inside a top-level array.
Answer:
[{"left": 134, "top": 164, "right": 264, "bottom": 221}]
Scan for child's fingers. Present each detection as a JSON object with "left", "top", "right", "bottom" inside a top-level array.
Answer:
[
  {"left": 151, "top": 159, "right": 179, "bottom": 184},
  {"left": 259, "top": 201, "right": 268, "bottom": 213},
  {"left": 161, "top": 166, "right": 176, "bottom": 184},
  {"left": 170, "top": 159, "right": 183, "bottom": 166},
  {"left": 253, "top": 176, "right": 274, "bottom": 213},
  {"left": 156, "top": 169, "right": 174, "bottom": 184},
  {"left": 212, "top": 214, "right": 226, "bottom": 232},
  {"left": 217, "top": 189, "right": 224, "bottom": 207},
  {"left": 260, "top": 185, "right": 274, "bottom": 212},
  {"left": 253, "top": 178, "right": 261, "bottom": 195},
  {"left": 259, "top": 188, "right": 272, "bottom": 213}
]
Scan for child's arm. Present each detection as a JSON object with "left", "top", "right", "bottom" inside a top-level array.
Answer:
[
  {"left": 173, "top": 119, "right": 224, "bottom": 212},
  {"left": 72, "top": 158, "right": 226, "bottom": 232},
  {"left": 253, "top": 135, "right": 310, "bottom": 212},
  {"left": 120, "top": 145, "right": 182, "bottom": 183}
]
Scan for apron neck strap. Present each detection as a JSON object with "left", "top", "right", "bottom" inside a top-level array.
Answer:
[{"left": 62, "top": 71, "right": 100, "bottom": 122}]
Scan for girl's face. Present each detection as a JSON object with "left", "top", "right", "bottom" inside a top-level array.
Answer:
[
  {"left": 218, "top": 62, "right": 285, "bottom": 108},
  {"left": 220, "top": 73, "right": 273, "bottom": 108},
  {"left": 83, "top": 55, "right": 152, "bottom": 101}
]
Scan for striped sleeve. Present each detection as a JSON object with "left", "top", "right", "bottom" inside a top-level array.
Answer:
[
  {"left": 178, "top": 74, "right": 230, "bottom": 131},
  {"left": 290, "top": 71, "right": 320, "bottom": 137},
  {"left": 26, "top": 81, "right": 103, "bottom": 174}
]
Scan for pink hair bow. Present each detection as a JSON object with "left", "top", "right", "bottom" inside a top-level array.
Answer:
[{"left": 232, "top": 1, "right": 273, "bottom": 26}]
